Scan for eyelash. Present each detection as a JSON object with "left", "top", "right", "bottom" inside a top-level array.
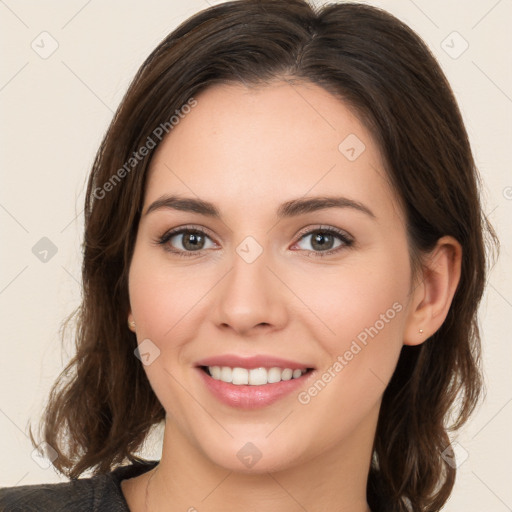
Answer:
[{"left": 155, "top": 224, "right": 354, "bottom": 259}]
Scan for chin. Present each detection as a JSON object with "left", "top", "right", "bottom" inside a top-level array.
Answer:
[{"left": 198, "top": 434, "right": 308, "bottom": 475}]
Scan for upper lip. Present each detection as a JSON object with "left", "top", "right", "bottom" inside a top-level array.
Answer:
[{"left": 195, "top": 354, "right": 314, "bottom": 370}]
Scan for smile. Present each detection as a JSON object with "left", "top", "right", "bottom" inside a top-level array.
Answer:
[{"left": 203, "top": 366, "right": 309, "bottom": 386}]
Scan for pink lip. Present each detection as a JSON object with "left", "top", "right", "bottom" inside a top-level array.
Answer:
[
  {"left": 197, "top": 369, "right": 314, "bottom": 409},
  {"left": 194, "top": 355, "right": 316, "bottom": 409},
  {"left": 195, "top": 354, "right": 313, "bottom": 370}
]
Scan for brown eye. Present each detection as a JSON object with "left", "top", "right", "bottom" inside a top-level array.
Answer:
[
  {"left": 292, "top": 227, "right": 354, "bottom": 258},
  {"left": 158, "top": 228, "right": 216, "bottom": 255},
  {"left": 175, "top": 231, "right": 206, "bottom": 251},
  {"left": 309, "top": 231, "right": 336, "bottom": 251},
  {"left": 296, "top": 229, "right": 350, "bottom": 253}
]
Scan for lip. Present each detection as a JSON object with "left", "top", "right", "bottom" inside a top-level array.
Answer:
[
  {"left": 195, "top": 354, "right": 315, "bottom": 409},
  {"left": 195, "top": 354, "right": 313, "bottom": 370}
]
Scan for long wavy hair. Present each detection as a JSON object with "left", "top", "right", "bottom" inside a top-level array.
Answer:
[{"left": 31, "top": 1, "right": 498, "bottom": 510}]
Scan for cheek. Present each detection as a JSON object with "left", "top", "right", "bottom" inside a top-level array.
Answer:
[
  {"left": 127, "top": 245, "right": 202, "bottom": 417},
  {"left": 290, "top": 249, "right": 411, "bottom": 414},
  {"left": 128, "top": 245, "right": 213, "bottom": 340},
  {"left": 294, "top": 253, "right": 410, "bottom": 350},
  {"left": 290, "top": 263, "right": 409, "bottom": 442}
]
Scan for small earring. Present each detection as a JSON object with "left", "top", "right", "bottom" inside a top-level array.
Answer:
[
  {"left": 128, "top": 320, "right": 136, "bottom": 330},
  {"left": 419, "top": 328, "right": 424, "bottom": 334}
]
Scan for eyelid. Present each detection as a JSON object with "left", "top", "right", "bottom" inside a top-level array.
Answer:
[
  {"left": 159, "top": 224, "right": 218, "bottom": 242},
  {"left": 294, "top": 224, "right": 354, "bottom": 243}
]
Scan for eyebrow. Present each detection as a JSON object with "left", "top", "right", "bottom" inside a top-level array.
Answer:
[{"left": 144, "top": 195, "right": 375, "bottom": 219}]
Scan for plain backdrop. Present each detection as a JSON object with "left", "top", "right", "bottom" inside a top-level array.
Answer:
[{"left": 1, "top": 0, "right": 511, "bottom": 509}]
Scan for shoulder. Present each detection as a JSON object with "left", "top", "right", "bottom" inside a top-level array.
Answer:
[
  {"left": 0, "top": 460, "right": 159, "bottom": 512},
  {"left": 0, "top": 477, "right": 99, "bottom": 512}
]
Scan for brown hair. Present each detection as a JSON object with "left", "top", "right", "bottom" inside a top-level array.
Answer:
[{"left": 31, "top": 1, "right": 498, "bottom": 510}]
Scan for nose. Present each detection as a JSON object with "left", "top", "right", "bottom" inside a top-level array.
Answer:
[{"left": 213, "top": 245, "right": 288, "bottom": 337}]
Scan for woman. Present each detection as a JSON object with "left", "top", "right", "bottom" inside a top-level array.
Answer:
[{"left": 0, "top": 0, "right": 498, "bottom": 511}]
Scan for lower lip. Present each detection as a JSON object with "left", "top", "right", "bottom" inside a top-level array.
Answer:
[{"left": 197, "top": 368, "right": 313, "bottom": 409}]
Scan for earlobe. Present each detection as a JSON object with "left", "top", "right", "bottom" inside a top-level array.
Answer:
[
  {"left": 128, "top": 312, "right": 136, "bottom": 332},
  {"left": 403, "top": 236, "right": 462, "bottom": 346}
]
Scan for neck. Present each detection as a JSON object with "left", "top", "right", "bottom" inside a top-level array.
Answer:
[{"left": 144, "top": 412, "right": 376, "bottom": 512}]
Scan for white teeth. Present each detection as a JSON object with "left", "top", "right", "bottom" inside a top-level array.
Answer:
[
  {"left": 220, "top": 366, "right": 232, "bottom": 383},
  {"left": 232, "top": 367, "right": 249, "bottom": 385},
  {"left": 210, "top": 366, "right": 222, "bottom": 380},
  {"left": 292, "top": 369, "right": 303, "bottom": 379},
  {"left": 281, "top": 368, "right": 293, "bottom": 381},
  {"left": 207, "top": 366, "right": 307, "bottom": 385},
  {"left": 248, "top": 367, "right": 267, "bottom": 386},
  {"left": 267, "top": 367, "right": 282, "bottom": 384}
]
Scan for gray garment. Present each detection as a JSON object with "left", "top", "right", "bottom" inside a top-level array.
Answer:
[{"left": 0, "top": 460, "right": 159, "bottom": 511}]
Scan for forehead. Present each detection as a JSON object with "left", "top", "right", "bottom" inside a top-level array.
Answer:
[{"left": 145, "top": 81, "right": 402, "bottom": 224}]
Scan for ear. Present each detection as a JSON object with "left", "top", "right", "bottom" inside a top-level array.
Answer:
[
  {"left": 403, "top": 236, "right": 462, "bottom": 346},
  {"left": 127, "top": 311, "right": 136, "bottom": 332}
]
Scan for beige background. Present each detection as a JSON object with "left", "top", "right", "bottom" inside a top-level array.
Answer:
[{"left": 1, "top": 0, "right": 511, "bottom": 509}]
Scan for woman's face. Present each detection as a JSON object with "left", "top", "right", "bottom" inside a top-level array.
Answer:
[{"left": 128, "top": 81, "right": 420, "bottom": 473}]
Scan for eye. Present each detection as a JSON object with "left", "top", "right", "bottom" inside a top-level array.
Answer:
[
  {"left": 292, "top": 226, "right": 353, "bottom": 257},
  {"left": 157, "top": 227, "right": 217, "bottom": 256},
  {"left": 156, "top": 225, "right": 353, "bottom": 258}
]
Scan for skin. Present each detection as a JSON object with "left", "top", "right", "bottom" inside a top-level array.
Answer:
[{"left": 122, "top": 81, "right": 462, "bottom": 512}]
